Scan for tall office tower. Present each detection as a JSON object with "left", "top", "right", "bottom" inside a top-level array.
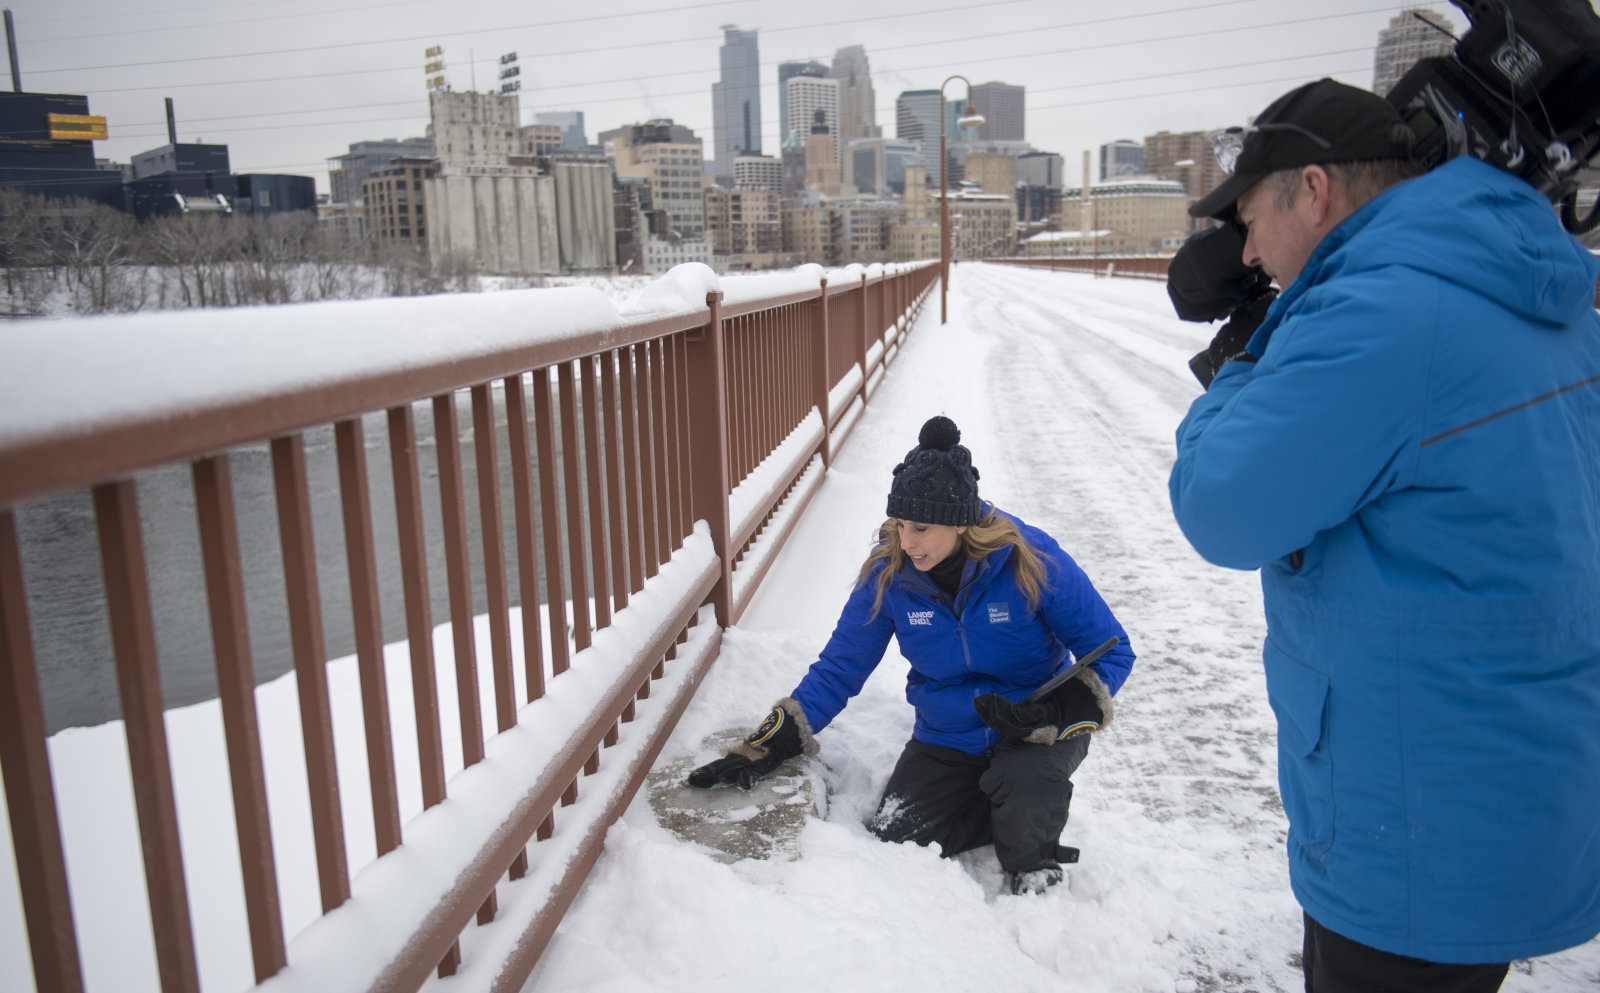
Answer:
[
  {"left": 712, "top": 25, "right": 762, "bottom": 185},
  {"left": 778, "top": 60, "right": 828, "bottom": 143},
  {"left": 831, "top": 45, "right": 880, "bottom": 141},
  {"left": 1372, "top": 8, "right": 1455, "bottom": 95},
  {"left": 1100, "top": 139, "right": 1144, "bottom": 180},
  {"left": 969, "top": 81, "right": 1025, "bottom": 142},
  {"left": 786, "top": 75, "right": 840, "bottom": 168},
  {"left": 533, "top": 110, "right": 587, "bottom": 149},
  {"left": 896, "top": 89, "right": 944, "bottom": 187}
]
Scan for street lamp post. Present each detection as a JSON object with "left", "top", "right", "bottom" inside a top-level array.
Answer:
[{"left": 939, "top": 74, "right": 984, "bottom": 325}]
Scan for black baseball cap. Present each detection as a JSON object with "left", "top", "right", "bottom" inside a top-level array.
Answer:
[{"left": 1190, "top": 78, "right": 1416, "bottom": 220}]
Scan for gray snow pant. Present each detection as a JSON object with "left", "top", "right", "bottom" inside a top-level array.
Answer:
[{"left": 868, "top": 734, "right": 1090, "bottom": 873}]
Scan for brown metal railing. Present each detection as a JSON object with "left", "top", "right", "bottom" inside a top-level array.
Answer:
[
  {"left": 0, "top": 261, "right": 937, "bottom": 993},
  {"left": 983, "top": 255, "right": 1173, "bottom": 280},
  {"left": 986, "top": 254, "right": 1600, "bottom": 305}
]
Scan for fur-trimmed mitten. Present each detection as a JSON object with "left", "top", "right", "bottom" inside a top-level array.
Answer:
[
  {"left": 686, "top": 697, "right": 819, "bottom": 790},
  {"left": 974, "top": 669, "right": 1114, "bottom": 745}
]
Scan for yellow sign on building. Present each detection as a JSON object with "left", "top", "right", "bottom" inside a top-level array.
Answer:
[{"left": 45, "top": 114, "right": 108, "bottom": 141}]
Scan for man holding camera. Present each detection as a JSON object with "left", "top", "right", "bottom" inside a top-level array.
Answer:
[{"left": 1168, "top": 78, "right": 1600, "bottom": 992}]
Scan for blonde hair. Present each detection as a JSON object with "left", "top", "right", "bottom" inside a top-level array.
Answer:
[{"left": 855, "top": 509, "right": 1050, "bottom": 620}]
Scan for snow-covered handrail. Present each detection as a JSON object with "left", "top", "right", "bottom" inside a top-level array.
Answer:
[{"left": 0, "top": 260, "right": 938, "bottom": 993}]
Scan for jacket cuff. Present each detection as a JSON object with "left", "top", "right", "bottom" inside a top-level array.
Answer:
[{"left": 729, "top": 697, "right": 819, "bottom": 760}]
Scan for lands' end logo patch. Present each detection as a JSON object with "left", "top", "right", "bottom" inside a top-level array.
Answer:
[
  {"left": 987, "top": 602, "right": 1011, "bottom": 624},
  {"left": 907, "top": 610, "right": 934, "bottom": 626}
]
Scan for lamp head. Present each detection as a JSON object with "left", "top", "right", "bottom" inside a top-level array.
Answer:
[{"left": 958, "top": 106, "right": 985, "bottom": 129}]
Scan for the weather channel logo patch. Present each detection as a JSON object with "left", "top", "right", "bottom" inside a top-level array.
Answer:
[
  {"left": 987, "top": 603, "right": 1012, "bottom": 624},
  {"left": 907, "top": 610, "right": 934, "bottom": 626}
]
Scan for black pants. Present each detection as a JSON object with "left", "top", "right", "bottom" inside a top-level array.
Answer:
[
  {"left": 1303, "top": 914, "right": 1510, "bottom": 993},
  {"left": 868, "top": 734, "right": 1089, "bottom": 873}
]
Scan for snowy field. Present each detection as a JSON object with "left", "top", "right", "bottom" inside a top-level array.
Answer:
[
  {"left": 525, "top": 264, "right": 1600, "bottom": 993},
  {"left": 5, "top": 264, "right": 1598, "bottom": 993}
]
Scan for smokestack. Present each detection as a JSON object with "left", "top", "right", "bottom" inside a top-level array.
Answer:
[
  {"left": 165, "top": 97, "right": 177, "bottom": 146},
  {"left": 1081, "top": 150, "right": 1091, "bottom": 241},
  {"left": 5, "top": 10, "right": 21, "bottom": 93}
]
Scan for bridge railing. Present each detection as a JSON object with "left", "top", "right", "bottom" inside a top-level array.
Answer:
[
  {"left": 0, "top": 260, "right": 937, "bottom": 993},
  {"left": 982, "top": 255, "right": 1172, "bottom": 280}
]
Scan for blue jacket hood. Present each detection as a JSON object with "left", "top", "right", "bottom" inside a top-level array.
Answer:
[{"left": 1258, "top": 157, "right": 1599, "bottom": 344}]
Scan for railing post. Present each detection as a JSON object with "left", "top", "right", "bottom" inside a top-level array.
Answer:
[
  {"left": 857, "top": 272, "right": 870, "bottom": 402},
  {"left": 811, "top": 276, "right": 831, "bottom": 468},
  {"left": 684, "top": 289, "right": 733, "bottom": 627},
  {"left": 0, "top": 511, "right": 86, "bottom": 993}
]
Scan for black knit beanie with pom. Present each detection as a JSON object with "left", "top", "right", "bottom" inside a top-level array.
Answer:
[{"left": 885, "top": 416, "right": 982, "bottom": 526}]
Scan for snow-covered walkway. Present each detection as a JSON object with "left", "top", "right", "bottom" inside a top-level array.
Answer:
[{"left": 525, "top": 264, "right": 1600, "bottom": 993}]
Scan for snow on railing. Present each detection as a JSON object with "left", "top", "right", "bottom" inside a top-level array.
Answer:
[{"left": 0, "top": 260, "right": 939, "bottom": 993}]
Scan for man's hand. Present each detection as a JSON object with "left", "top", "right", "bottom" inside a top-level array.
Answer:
[
  {"left": 687, "top": 699, "right": 816, "bottom": 789},
  {"left": 1188, "top": 291, "right": 1276, "bottom": 389}
]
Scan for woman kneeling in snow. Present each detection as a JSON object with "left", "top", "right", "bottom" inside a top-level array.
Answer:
[{"left": 689, "top": 415, "right": 1136, "bottom": 894}]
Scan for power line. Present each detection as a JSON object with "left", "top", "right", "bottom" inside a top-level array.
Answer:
[
  {"left": 85, "top": 2, "right": 1417, "bottom": 140},
  {"left": 26, "top": 0, "right": 765, "bottom": 75}
]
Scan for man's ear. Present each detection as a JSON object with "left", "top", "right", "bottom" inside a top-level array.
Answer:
[{"left": 1298, "top": 164, "right": 1335, "bottom": 226}]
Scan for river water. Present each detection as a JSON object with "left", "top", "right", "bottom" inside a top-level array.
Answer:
[{"left": 15, "top": 391, "right": 556, "bottom": 734}]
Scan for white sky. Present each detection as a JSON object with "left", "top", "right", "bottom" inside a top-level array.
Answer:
[{"left": 6, "top": 0, "right": 1491, "bottom": 195}]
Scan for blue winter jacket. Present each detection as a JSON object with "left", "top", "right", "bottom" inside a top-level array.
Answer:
[
  {"left": 790, "top": 508, "right": 1135, "bottom": 755},
  {"left": 1170, "top": 157, "right": 1600, "bottom": 963}
]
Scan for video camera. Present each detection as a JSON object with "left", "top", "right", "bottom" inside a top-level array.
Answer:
[
  {"left": 1388, "top": 0, "right": 1600, "bottom": 234},
  {"left": 1172, "top": 0, "right": 1600, "bottom": 386}
]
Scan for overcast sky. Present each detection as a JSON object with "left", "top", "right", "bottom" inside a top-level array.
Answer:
[{"left": 8, "top": 0, "right": 1508, "bottom": 195}]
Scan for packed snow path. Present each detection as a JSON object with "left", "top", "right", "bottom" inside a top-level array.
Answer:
[{"left": 526, "top": 264, "right": 1600, "bottom": 993}]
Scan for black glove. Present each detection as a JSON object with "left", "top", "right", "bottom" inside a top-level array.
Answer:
[
  {"left": 1187, "top": 290, "right": 1276, "bottom": 389},
  {"left": 687, "top": 698, "right": 816, "bottom": 790},
  {"left": 1167, "top": 223, "right": 1271, "bottom": 323},
  {"left": 975, "top": 674, "right": 1109, "bottom": 746}
]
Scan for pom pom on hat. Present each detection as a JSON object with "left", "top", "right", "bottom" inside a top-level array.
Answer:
[
  {"left": 886, "top": 416, "right": 982, "bottom": 526},
  {"left": 919, "top": 415, "right": 961, "bottom": 451}
]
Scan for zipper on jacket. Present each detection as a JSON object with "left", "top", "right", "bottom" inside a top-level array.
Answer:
[{"left": 956, "top": 619, "right": 975, "bottom": 672}]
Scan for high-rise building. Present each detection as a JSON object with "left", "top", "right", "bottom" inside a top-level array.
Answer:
[
  {"left": 733, "top": 154, "right": 783, "bottom": 194},
  {"left": 608, "top": 119, "right": 707, "bottom": 239},
  {"left": 328, "top": 137, "right": 434, "bottom": 204},
  {"left": 805, "top": 109, "right": 843, "bottom": 194},
  {"left": 778, "top": 61, "right": 829, "bottom": 145},
  {"left": 896, "top": 89, "right": 944, "bottom": 187},
  {"left": 787, "top": 76, "right": 840, "bottom": 168},
  {"left": 1017, "top": 151, "right": 1063, "bottom": 189},
  {"left": 1100, "top": 139, "right": 1144, "bottom": 180},
  {"left": 844, "top": 137, "right": 922, "bottom": 196},
  {"left": 831, "top": 45, "right": 880, "bottom": 142},
  {"left": 1373, "top": 8, "right": 1456, "bottom": 96},
  {"left": 1143, "top": 129, "right": 1226, "bottom": 231},
  {"left": 711, "top": 25, "right": 762, "bottom": 185},
  {"left": 969, "top": 82, "right": 1025, "bottom": 142},
  {"left": 965, "top": 152, "right": 1017, "bottom": 196},
  {"left": 363, "top": 158, "right": 436, "bottom": 251},
  {"left": 533, "top": 111, "right": 587, "bottom": 150},
  {"left": 780, "top": 131, "right": 808, "bottom": 199}
]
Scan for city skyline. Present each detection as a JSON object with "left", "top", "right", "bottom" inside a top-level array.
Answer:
[{"left": 7, "top": 0, "right": 1469, "bottom": 194}]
